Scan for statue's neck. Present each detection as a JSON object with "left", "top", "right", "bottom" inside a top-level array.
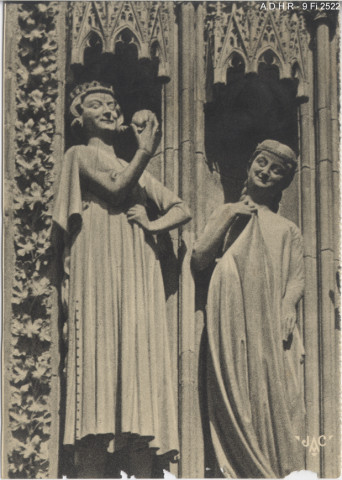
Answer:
[
  {"left": 87, "top": 136, "right": 115, "bottom": 156},
  {"left": 246, "top": 190, "right": 274, "bottom": 210}
]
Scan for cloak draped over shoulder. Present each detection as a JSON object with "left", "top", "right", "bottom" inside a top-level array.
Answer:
[
  {"left": 53, "top": 145, "right": 182, "bottom": 455},
  {"left": 206, "top": 208, "right": 305, "bottom": 478}
]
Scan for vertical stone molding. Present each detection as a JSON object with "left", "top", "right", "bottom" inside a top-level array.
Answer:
[
  {"left": 4, "top": 2, "right": 65, "bottom": 478},
  {"left": 329, "top": 24, "right": 341, "bottom": 473},
  {"left": 178, "top": 3, "right": 197, "bottom": 477},
  {"left": 2, "top": 2, "right": 340, "bottom": 478},
  {"left": 312, "top": 12, "right": 339, "bottom": 477},
  {"left": 298, "top": 47, "right": 320, "bottom": 474},
  {"left": 3, "top": 3, "right": 20, "bottom": 478}
]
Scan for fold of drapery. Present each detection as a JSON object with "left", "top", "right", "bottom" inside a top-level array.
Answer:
[
  {"left": 53, "top": 145, "right": 180, "bottom": 456},
  {"left": 53, "top": 145, "right": 83, "bottom": 236},
  {"left": 207, "top": 212, "right": 305, "bottom": 478}
]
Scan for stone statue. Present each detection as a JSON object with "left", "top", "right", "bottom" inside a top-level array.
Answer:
[
  {"left": 192, "top": 140, "right": 305, "bottom": 477},
  {"left": 53, "top": 81, "right": 191, "bottom": 478}
]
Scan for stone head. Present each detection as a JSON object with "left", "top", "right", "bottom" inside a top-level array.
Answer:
[
  {"left": 247, "top": 140, "right": 297, "bottom": 197},
  {"left": 69, "top": 81, "right": 124, "bottom": 138}
]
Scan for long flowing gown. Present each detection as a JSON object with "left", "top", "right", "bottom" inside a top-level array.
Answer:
[
  {"left": 206, "top": 206, "right": 305, "bottom": 478},
  {"left": 53, "top": 145, "right": 182, "bottom": 455}
]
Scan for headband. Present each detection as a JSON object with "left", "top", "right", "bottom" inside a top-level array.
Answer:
[{"left": 254, "top": 139, "right": 297, "bottom": 167}]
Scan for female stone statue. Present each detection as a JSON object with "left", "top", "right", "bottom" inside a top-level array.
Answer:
[
  {"left": 53, "top": 81, "right": 191, "bottom": 478},
  {"left": 192, "top": 140, "right": 305, "bottom": 478}
]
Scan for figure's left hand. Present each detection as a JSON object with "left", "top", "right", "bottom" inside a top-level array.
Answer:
[
  {"left": 127, "top": 204, "right": 151, "bottom": 231},
  {"left": 282, "top": 303, "right": 297, "bottom": 341}
]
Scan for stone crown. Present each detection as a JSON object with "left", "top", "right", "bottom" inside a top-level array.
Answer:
[
  {"left": 69, "top": 81, "right": 116, "bottom": 118},
  {"left": 70, "top": 81, "right": 115, "bottom": 102}
]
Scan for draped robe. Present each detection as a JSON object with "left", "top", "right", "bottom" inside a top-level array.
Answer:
[
  {"left": 53, "top": 145, "right": 182, "bottom": 455},
  {"left": 206, "top": 207, "right": 305, "bottom": 478}
]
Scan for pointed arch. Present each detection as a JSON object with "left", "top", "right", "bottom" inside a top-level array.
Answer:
[
  {"left": 113, "top": 27, "right": 140, "bottom": 59},
  {"left": 257, "top": 48, "right": 282, "bottom": 81},
  {"left": 82, "top": 30, "right": 103, "bottom": 66},
  {"left": 225, "top": 51, "right": 246, "bottom": 84}
]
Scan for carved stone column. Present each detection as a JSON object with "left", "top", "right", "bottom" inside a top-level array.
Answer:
[
  {"left": 178, "top": 3, "right": 197, "bottom": 477},
  {"left": 298, "top": 44, "right": 320, "bottom": 474},
  {"left": 49, "top": 3, "right": 67, "bottom": 477},
  {"left": 158, "top": 6, "right": 180, "bottom": 476},
  {"left": 329, "top": 24, "right": 341, "bottom": 472},
  {"left": 312, "top": 12, "right": 338, "bottom": 477}
]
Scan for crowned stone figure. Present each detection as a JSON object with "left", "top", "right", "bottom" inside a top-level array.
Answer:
[{"left": 53, "top": 81, "right": 191, "bottom": 478}]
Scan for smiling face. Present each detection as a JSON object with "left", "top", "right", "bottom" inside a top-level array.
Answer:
[
  {"left": 81, "top": 92, "right": 121, "bottom": 137},
  {"left": 247, "top": 151, "right": 292, "bottom": 196}
]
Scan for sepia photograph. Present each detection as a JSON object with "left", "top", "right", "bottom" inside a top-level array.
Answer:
[{"left": 2, "top": 1, "right": 341, "bottom": 478}]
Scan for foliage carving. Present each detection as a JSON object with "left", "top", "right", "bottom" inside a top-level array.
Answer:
[{"left": 8, "top": 2, "right": 58, "bottom": 478}]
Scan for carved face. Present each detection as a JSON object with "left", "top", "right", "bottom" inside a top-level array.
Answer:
[
  {"left": 81, "top": 92, "right": 121, "bottom": 136},
  {"left": 247, "top": 151, "right": 292, "bottom": 194}
]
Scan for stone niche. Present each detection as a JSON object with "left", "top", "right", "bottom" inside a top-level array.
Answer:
[{"left": 2, "top": 2, "right": 340, "bottom": 479}]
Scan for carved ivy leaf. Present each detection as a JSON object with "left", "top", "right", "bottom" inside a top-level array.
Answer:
[
  {"left": 37, "top": 4, "right": 49, "bottom": 13},
  {"left": 38, "top": 132, "right": 53, "bottom": 145},
  {"left": 10, "top": 391, "right": 23, "bottom": 407},
  {"left": 31, "top": 65, "right": 45, "bottom": 77},
  {"left": 25, "top": 320, "right": 42, "bottom": 339},
  {"left": 22, "top": 442, "right": 37, "bottom": 459},
  {"left": 17, "top": 67, "right": 30, "bottom": 87},
  {"left": 30, "top": 276, "right": 50, "bottom": 298},
  {"left": 45, "top": 63, "right": 57, "bottom": 74},
  {"left": 28, "top": 90, "right": 45, "bottom": 114},
  {"left": 11, "top": 367, "right": 29, "bottom": 384},
  {"left": 16, "top": 156, "right": 46, "bottom": 177},
  {"left": 41, "top": 415, "right": 51, "bottom": 435},
  {"left": 37, "top": 464, "right": 50, "bottom": 479},
  {"left": 19, "top": 42, "right": 36, "bottom": 60},
  {"left": 24, "top": 182, "right": 44, "bottom": 210},
  {"left": 16, "top": 118, "right": 35, "bottom": 140},
  {"left": 23, "top": 16, "right": 37, "bottom": 28},
  {"left": 19, "top": 383, "right": 30, "bottom": 393},
  {"left": 19, "top": 9, "right": 33, "bottom": 22},
  {"left": 16, "top": 237, "right": 35, "bottom": 257},
  {"left": 38, "top": 325, "right": 51, "bottom": 343},
  {"left": 13, "top": 196, "right": 26, "bottom": 212},
  {"left": 32, "top": 434, "right": 41, "bottom": 447},
  {"left": 10, "top": 2, "right": 58, "bottom": 476},
  {"left": 42, "top": 35, "right": 57, "bottom": 53},
  {"left": 12, "top": 278, "right": 29, "bottom": 304},
  {"left": 24, "top": 28, "right": 44, "bottom": 42},
  {"left": 32, "top": 365, "right": 50, "bottom": 381},
  {"left": 10, "top": 410, "right": 30, "bottom": 431},
  {"left": 27, "top": 398, "right": 48, "bottom": 414}
]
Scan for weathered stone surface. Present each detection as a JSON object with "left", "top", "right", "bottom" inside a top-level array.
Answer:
[{"left": 2, "top": 2, "right": 340, "bottom": 478}]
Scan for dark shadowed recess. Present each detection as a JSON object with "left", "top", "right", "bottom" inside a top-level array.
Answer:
[
  {"left": 64, "top": 28, "right": 164, "bottom": 160},
  {"left": 205, "top": 51, "right": 301, "bottom": 203}
]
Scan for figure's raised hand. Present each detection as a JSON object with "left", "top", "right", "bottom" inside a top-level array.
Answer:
[
  {"left": 229, "top": 199, "right": 257, "bottom": 217},
  {"left": 131, "top": 110, "right": 161, "bottom": 156},
  {"left": 126, "top": 204, "right": 151, "bottom": 231}
]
